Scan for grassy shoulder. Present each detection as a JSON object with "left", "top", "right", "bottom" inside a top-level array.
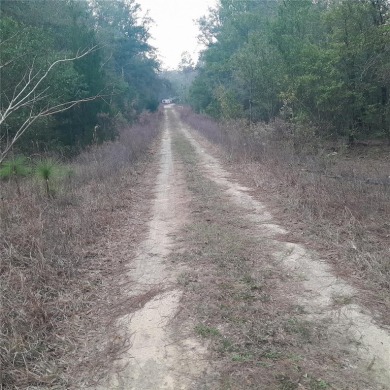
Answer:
[
  {"left": 171, "top": 130, "right": 375, "bottom": 390},
  {"left": 233, "top": 146, "right": 390, "bottom": 322},
  {"left": 0, "top": 112, "right": 161, "bottom": 388},
  {"left": 178, "top": 107, "right": 390, "bottom": 324}
]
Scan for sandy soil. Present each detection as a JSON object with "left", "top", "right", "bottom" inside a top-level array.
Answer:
[
  {"left": 98, "top": 108, "right": 206, "bottom": 390},
  {"left": 100, "top": 105, "right": 389, "bottom": 389}
]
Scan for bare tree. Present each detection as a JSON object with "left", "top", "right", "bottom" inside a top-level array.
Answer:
[{"left": 0, "top": 46, "right": 101, "bottom": 164}]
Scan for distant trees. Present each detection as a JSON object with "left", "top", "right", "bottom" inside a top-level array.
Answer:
[
  {"left": 90, "top": 0, "right": 161, "bottom": 113},
  {"left": 190, "top": 0, "right": 390, "bottom": 141},
  {"left": 0, "top": 0, "right": 161, "bottom": 159},
  {"left": 178, "top": 51, "right": 196, "bottom": 73}
]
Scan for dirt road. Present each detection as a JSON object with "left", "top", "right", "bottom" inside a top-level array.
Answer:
[{"left": 100, "top": 105, "right": 390, "bottom": 389}]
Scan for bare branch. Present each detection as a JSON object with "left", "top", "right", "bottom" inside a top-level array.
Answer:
[
  {"left": 99, "top": 51, "right": 114, "bottom": 71},
  {"left": 1, "top": 47, "right": 99, "bottom": 126},
  {"left": 0, "top": 46, "right": 102, "bottom": 164},
  {"left": 0, "top": 31, "right": 21, "bottom": 46}
]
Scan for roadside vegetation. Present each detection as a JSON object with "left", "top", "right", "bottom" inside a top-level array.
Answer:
[
  {"left": 179, "top": 0, "right": 390, "bottom": 320},
  {"left": 0, "top": 0, "right": 162, "bottom": 162},
  {"left": 178, "top": 106, "right": 390, "bottom": 322},
  {"left": 0, "top": 1, "right": 166, "bottom": 386},
  {"left": 0, "top": 111, "right": 161, "bottom": 388}
]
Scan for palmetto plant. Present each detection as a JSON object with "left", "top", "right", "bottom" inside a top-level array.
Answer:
[
  {"left": 35, "top": 158, "right": 59, "bottom": 198},
  {"left": 0, "top": 156, "right": 30, "bottom": 195}
]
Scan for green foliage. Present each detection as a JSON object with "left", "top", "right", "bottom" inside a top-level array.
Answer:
[
  {"left": 0, "top": 13, "right": 87, "bottom": 152},
  {"left": 215, "top": 86, "right": 243, "bottom": 119},
  {"left": 35, "top": 159, "right": 57, "bottom": 181},
  {"left": 231, "top": 353, "right": 252, "bottom": 362},
  {"left": 195, "top": 324, "right": 221, "bottom": 338},
  {"left": 309, "top": 378, "right": 330, "bottom": 390},
  {"left": 90, "top": 0, "right": 161, "bottom": 118},
  {"left": 0, "top": 0, "right": 162, "bottom": 157},
  {"left": 35, "top": 158, "right": 60, "bottom": 197},
  {"left": 0, "top": 156, "right": 30, "bottom": 195},
  {"left": 0, "top": 156, "right": 30, "bottom": 180},
  {"left": 162, "top": 58, "right": 198, "bottom": 104},
  {"left": 190, "top": 0, "right": 390, "bottom": 140}
]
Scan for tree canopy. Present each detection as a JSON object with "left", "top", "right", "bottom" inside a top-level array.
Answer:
[
  {"left": 0, "top": 0, "right": 162, "bottom": 158},
  {"left": 190, "top": 0, "right": 390, "bottom": 141}
]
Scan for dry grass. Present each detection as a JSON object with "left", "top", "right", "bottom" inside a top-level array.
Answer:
[
  {"left": 178, "top": 106, "right": 265, "bottom": 161},
  {"left": 171, "top": 131, "right": 375, "bottom": 389},
  {"left": 178, "top": 107, "right": 390, "bottom": 318},
  {"left": 0, "top": 110, "right": 161, "bottom": 389}
]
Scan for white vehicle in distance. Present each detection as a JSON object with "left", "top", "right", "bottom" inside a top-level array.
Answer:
[{"left": 162, "top": 98, "right": 173, "bottom": 104}]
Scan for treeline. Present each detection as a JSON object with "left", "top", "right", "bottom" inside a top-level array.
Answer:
[
  {"left": 190, "top": 0, "right": 390, "bottom": 141},
  {"left": 0, "top": 0, "right": 161, "bottom": 159}
]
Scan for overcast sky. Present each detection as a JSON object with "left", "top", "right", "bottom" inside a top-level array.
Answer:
[{"left": 137, "top": 0, "right": 217, "bottom": 70}]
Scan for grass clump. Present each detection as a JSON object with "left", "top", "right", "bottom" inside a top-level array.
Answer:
[
  {"left": 35, "top": 158, "right": 61, "bottom": 197},
  {"left": 0, "top": 155, "right": 30, "bottom": 195},
  {"left": 195, "top": 324, "right": 221, "bottom": 338}
]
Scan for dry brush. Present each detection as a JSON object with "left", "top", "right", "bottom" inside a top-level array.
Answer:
[
  {"left": 0, "top": 110, "right": 161, "bottom": 388},
  {"left": 178, "top": 106, "right": 390, "bottom": 315}
]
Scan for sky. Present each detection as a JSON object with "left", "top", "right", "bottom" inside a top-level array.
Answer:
[{"left": 137, "top": 0, "right": 217, "bottom": 70}]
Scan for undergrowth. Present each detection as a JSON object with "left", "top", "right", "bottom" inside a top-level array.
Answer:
[{"left": 0, "top": 110, "right": 161, "bottom": 388}]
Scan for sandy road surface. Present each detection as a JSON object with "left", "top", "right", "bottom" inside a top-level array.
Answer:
[
  {"left": 100, "top": 105, "right": 390, "bottom": 389},
  {"left": 99, "top": 107, "right": 205, "bottom": 389}
]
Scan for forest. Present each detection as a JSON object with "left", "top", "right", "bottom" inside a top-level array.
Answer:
[
  {"left": 0, "top": 0, "right": 162, "bottom": 162},
  {"left": 1, "top": 0, "right": 390, "bottom": 388},
  {"left": 189, "top": 0, "right": 390, "bottom": 143},
  {"left": 3, "top": 0, "right": 387, "bottom": 157}
]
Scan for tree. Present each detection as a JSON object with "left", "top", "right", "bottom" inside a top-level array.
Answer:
[
  {"left": 0, "top": 28, "right": 100, "bottom": 163},
  {"left": 233, "top": 34, "right": 283, "bottom": 123},
  {"left": 0, "top": 2, "right": 107, "bottom": 156},
  {"left": 1, "top": 0, "right": 163, "bottom": 159},
  {"left": 0, "top": 155, "right": 30, "bottom": 195},
  {"left": 190, "top": 0, "right": 277, "bottom": 119},
  {"left": 191, "top": 0, "right": 390, "bottom": 141},
  {"left": 178, "top": 52, "right": 195, "bottom": 73},
  {"left": 90, "top": 0, "right": 161, "bottom": 116}
]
